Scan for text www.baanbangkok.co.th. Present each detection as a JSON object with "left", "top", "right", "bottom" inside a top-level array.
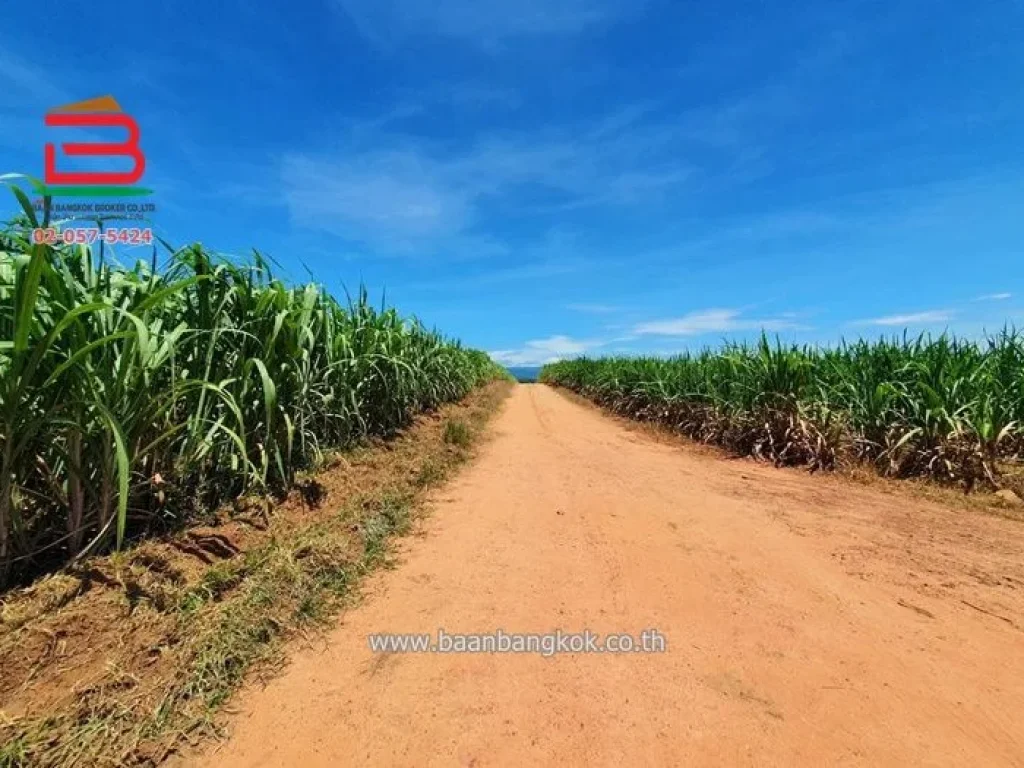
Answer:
[{"left": 367, "top": 629, "right": 667, "bottom": 657}]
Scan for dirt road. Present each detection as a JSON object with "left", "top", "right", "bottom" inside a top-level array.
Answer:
[{"left": 197, "top": 385, "right": 1024, "bottom": 767}]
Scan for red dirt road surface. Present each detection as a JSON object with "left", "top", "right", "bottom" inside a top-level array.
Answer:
[{"left": 195, "top": 385, "right": 1024, "bottom": 767}]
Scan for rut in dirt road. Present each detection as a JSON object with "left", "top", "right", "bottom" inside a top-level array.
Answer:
[{"left": 195, "top": 384, "right": 1024, "bottom": 767}]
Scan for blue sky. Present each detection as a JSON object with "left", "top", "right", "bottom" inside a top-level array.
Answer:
[{"left": 1, "top": 0, "right": 1022, "bottom": 365}]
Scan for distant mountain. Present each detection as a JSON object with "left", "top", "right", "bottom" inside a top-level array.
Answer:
[{"left": 507, "top": 366, "right": 541, "bottom": 383}]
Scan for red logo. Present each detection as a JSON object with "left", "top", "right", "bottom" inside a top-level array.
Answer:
[{"left": 43, "top": 95, "right": 148, "bottom": 195}]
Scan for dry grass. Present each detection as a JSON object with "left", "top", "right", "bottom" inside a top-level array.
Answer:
[
  {"left": 0, "top": 380, "right": 512, "bottom": 767},
  {"left": 547, "top": 384, "right": 1024, "bottom": 523},
  {"left": 541, "top": 335, "right": 1024, "bottom": 489}
]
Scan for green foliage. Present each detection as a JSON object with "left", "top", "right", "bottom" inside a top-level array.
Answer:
[
  {"left": 0, "top": 205, "right": 502, "bottom": 584},
  {"left": 541, "top": 333, "right": 1024, "bottom": 486}
]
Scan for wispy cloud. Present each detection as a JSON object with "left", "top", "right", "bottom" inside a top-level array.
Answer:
[
  {"left": 333, "top": 0, "right": 632, "bottom": 51},
  {"left": 0, "top": 51, "right": 68, "bottom": 108},
  {"left": 340, "top": 84, "right": 522, "bottom": 142},
  {"left": 566, "top": 303, "right": 620, "bottom": 314},
  {"left": 853, "top": 310, "right": 955, "bottom": 327},
  {"left": 0, "top": 51, "right": 71, "bottom": 153},
  {"left": 281, "top": 105, "right": 691, "bottom": 254},
  {"left": 633, "top": 309, "right": 805, "bottom": 337},
  {"left": 490, "top": 335, "right": 599, "bottom": 366},
  {"left": 278, "top": 37, "right": 858, "bottom": 257},
  {"left": 283, "top": 151, "right": 474, "bottom": 250},
  {"left": 975, "top": 292, "right": 1012, "bottom": 302}
]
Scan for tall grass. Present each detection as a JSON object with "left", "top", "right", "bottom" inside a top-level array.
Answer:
[
  {"left": 541, "top": 334, "right": 1024, "bottom": 486},
  {"left": 0, "top": 195, "right": 502, "bottom": 585}
]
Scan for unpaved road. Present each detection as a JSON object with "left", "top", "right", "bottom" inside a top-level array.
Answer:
[{"left": 197, "top": 385, "right": 1024, "bottom": 767}]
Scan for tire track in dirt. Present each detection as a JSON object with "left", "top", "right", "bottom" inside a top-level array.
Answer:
[{"left": 193, "top": 384, "right": 1024, "bottom": 767}]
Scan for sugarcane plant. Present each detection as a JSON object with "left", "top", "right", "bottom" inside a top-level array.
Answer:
[
  {"left": 541, "top": 332, "right": 1023, "bottom": 486},
  {"left": 0, "top": 187, "right": 501, "bottom": 586}
]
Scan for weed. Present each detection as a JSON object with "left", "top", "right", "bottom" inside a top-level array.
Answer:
[{"left": 443, "top": 419, "right": 473, "bottom": 449}]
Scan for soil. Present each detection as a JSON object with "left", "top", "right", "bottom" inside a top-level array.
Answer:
[
  {"left": 0, "top": 381, "right": 511, "bottom": 764},
  {"left": 192, "top": 384, "right": 1024, "bottom": 767}
]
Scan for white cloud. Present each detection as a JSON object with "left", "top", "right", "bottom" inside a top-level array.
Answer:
[
  {"left": 281, "top": 106, "right": 690, "bottom": 253},
  {"left": 282, "top": 151, "right": 473, "bottom": 249},
  {"left": 975, "top": 292, "right": 1012, "bottom": 302},
  {"left": 333, "top": 0, "right": 629, "bottom": 50},
  {"left": 853, "top": 310, "right": 954, "bottom": 327},
  {"left": 276, "top": 38, "right": 857, "bottom": 258},
  {"left": 633, "top": 309, "right": 804, "bottom": 337},
  {"left": 566, "top": 303, "right": 620, "bottom": 314},
  {"left": 490, "top": 335, "right": 597, "bottom": 366}
]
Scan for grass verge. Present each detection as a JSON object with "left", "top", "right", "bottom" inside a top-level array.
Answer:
[{"left": 0, "top": 380, "right": 512, "bottom": 767}]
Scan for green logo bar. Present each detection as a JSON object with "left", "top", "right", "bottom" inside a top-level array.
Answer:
[{"left": 38, "top": 186, "right": 154, "bottom": 198}]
